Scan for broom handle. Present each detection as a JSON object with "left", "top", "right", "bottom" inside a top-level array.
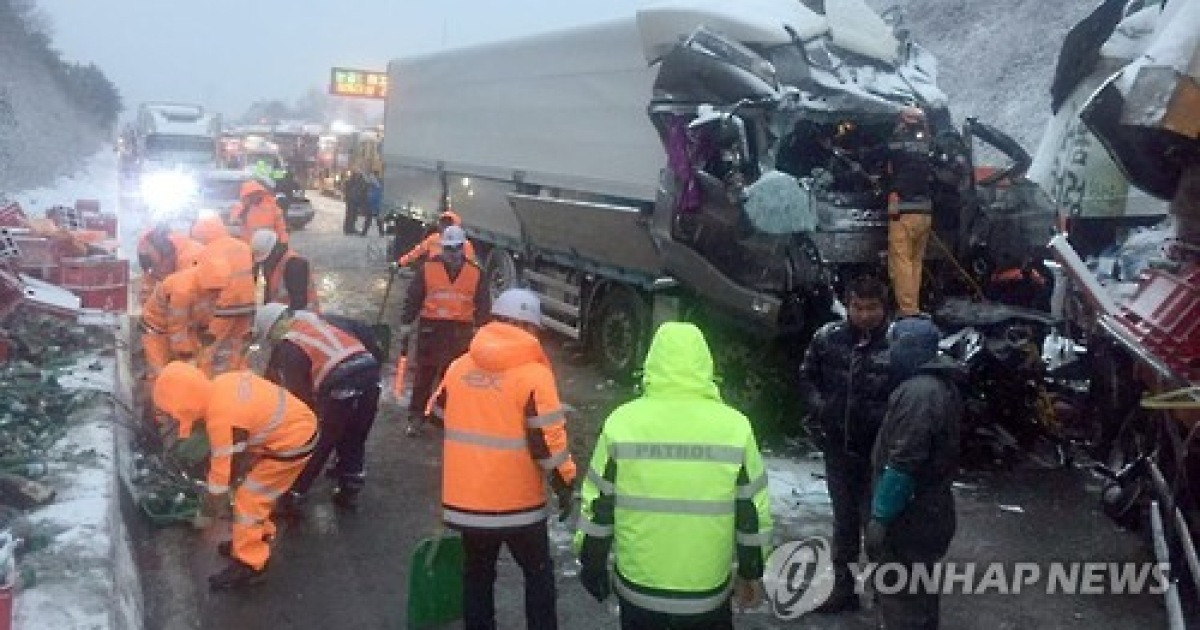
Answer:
[{"left": 376, "top": 265, "right": 397, "bottom": 325}]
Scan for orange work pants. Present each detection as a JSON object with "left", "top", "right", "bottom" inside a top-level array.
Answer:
[
  {"left": 887, "top": 213, "right": 932, "bottom": 317},
  {"left": 231, "top": 454, "right": 309, "bottom": 570}
]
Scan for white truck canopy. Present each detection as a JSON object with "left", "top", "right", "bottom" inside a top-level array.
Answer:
[{"left": 383, "top": 0, "right": 895, "bottom": 202}]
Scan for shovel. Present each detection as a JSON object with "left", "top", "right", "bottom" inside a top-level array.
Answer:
[
  {"left": 372, "top": 265, "right": 398, "bottom": 360},
  {"left": 405, "top": 526, "right": 464, "bottom": 628}
]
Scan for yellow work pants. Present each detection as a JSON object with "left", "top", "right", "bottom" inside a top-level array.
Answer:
[{"left": 887, "top": 213, "right": 932, "bottom": 317}]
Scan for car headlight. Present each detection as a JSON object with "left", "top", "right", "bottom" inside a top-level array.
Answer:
[{"left": 140, "top": 171, "right": 199, "bottom": 219}]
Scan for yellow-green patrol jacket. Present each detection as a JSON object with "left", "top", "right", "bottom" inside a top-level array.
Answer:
[{"left": 575, "top": 322, "right": 772, "bottom": 615}]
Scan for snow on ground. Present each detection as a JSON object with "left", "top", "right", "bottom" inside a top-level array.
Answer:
[
  {"left": 7, "top": 147, "right": 142, "bottom": 629},
  {"left": 12, "top": 356, "right": 141, "bottom": 630}
]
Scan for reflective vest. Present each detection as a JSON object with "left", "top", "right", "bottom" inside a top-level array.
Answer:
[
  {"left": 437, "top": 322, "right": 576, "bottom": 528},
  {"left": 202, "top": 372, "right": 319, "bottom": 494},
  {"left": 265, "top": 249, "right": 320, "bottom": 312},
  {"left": 575, "top": 349, "right": 772, "bottom": 614},
  {"left": 238, "top": 198, "right": 288, "bottom": 245},
  {"left": 282, "top": 312, "right": 368, "bottom": 391},
  {"left": 421, "top": 260, "right": 479, "bottom": 323}
]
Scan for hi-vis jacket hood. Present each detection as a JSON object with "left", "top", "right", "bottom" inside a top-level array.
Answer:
[
  {"left": 191, "top": 215, "right": 229, "bottom": 245},
  {"left": 640, "top": 322, "right": 720, "bottom": 401},
  {"left": 153, "top": 361, "right": 212, "bottom": 438},
  {"left": 467, "top": 321, "right": 548, "bottom": 373}
]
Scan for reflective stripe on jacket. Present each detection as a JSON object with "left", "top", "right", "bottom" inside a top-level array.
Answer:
[
  {"left": 202, "top": 372, "right": 318, "bottom": 494},
  {"left": 421, "top": 260, "right": 480, "bottom": 323},
  {"left": 201, "top": 235, "right": 257, "bottom": 322},
  {"left": 437, "top": 321, "right": 576, "bottom": 528},
  {"left": 141, "top": 267, "right": 209, "bottom": 355},
  {"left": 282, "top": 311, "right": 368, "bottom": 391},
  {"left": 575, "top": 322, "right": 772, "bottom": 615}
]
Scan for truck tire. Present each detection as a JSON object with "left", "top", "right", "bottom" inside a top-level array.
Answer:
[
  {"left": 484, "top": 248, "right": 520, "bottom": 302},
  {"left": 590, "top": 285, "right": 649, "bottom": 383}
]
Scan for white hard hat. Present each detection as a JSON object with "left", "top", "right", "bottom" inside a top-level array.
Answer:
[
  {"left": 490, "top": 288, "right": 542, "bottom": 327},
  {"left": 253, "top": 302, "right": 290, "bottom": 340},
  {"left": 250, "top": 229, "right": 278, "bottom": 263},
  {"left": 440, "top": 225, "right": 467, "bottom": 248}
]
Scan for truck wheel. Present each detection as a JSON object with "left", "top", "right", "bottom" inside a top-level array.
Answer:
[
  {"left": 590, "top": 286, "right": 649, "bottom": 383},
  {"left": 484, "top": 248, "right": 519, "bottom": 302}
]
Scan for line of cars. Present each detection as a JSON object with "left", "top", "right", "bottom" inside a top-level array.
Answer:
[{"left": 137, "top": 167, "right": 315, "bottom": 230}]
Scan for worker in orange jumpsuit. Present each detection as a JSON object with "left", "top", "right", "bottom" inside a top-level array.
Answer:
[
  {"left": 232, "top": 180, "right": 289, "bottom": 246},
  {"left": 135, "top": 224, "right": 199, "bottom": 304},
  {"left": 250, "top": 229, "right": 320, "bottom": 312},
  {"left": 886, "top": 107, "right": 935, "bottom": 317},
  {"left": 139, "top": 256, "right": 231, "bottom": 421},
  {"left": 428, "top": 288, "right": 576, "bottom": 630},
  {"left": 192, "top": 215, "right": 258, "bottom": 376},
  {"left": 395, "top": 210, "right": 476, "bottom": 266},
  {"left": 399, "top": 225, "right": 488, "bottom": 436},
  {"left": 153, "top": 361, "right": 318, "bottom": 590}
]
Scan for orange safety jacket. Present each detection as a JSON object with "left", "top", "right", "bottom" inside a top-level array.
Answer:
[
  {"left": 236, "top": 198, "right": 289, "bottom": 245},
  {"left": 265, "top": 249, "right": 320, "bottom": 312},
  {"left": 282, "top": 311, "right": 368, "bottom": 391},
  {"left": 141, "top": 267, "right": 210, "bottom": 356},
  {"left": 192, "top": 372, "right": 317, "bottom": 495},
  {"left": 200, "top": 235, "right": 257, "bottom": 325},
  {"left": 421, "top": 259, "right": 480, "bottom": 323},
  {"left": 432, "top": 321, "right": 577, "bottom": 528},
  {"left": 137, "top": 229, "right": 196, "bottom": 280},
  {"left": 398, "top": 232, "right": 477, "bottom": 267}
]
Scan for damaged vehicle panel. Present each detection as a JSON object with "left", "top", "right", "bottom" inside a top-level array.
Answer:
[{"left": 381, "top": 0, "right": 1055, "bottom": 377}]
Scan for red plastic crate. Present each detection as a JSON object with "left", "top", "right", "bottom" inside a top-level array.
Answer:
[
  {"left": 59, "top": 256, "right": 129, "bottom": 288},
  {"left": 1114, "top": 265, "right": 1200, "bottom": 380},
  {"left": 0, "top": 268, "right": 21, "bottom": 322},
  {"left": 72, "top": 285, "right": 128, "bottom": 312}
]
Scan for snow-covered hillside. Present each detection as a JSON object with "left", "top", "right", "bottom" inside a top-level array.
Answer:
[
  {"left": 0, "top": 10, "right": 108, "bottom": 192},
  {"left": 869, "top": 0, "right": 1097, "bottom": 151}
]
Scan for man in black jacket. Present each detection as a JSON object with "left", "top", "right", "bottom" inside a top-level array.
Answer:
[
  {"left": 866, "top": 316, "right": 963, "bottom": 629},
  {"left": 253, "top": 304, "right": 384, "bottom": 510},
  {"left": 798, "top": 276, "right": 893, "bottom": 613}
]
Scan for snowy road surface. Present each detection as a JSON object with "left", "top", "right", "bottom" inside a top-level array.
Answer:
[{"left": 131, "top": 193, "right": 1167, "bottom": 629}]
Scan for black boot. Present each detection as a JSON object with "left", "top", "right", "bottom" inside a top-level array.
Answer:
[
  {"left": 331, "top": 486, "right": 360, "bottom": 510},
  {"left": 208, "top": 560, "right": 267, "bottom": 591}
]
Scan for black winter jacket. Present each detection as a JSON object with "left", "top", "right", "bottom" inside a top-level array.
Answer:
[
  {"left": 871, "top": 356, "right": 964, "bottom": 559},
  {"left": 798, "top": 320, "right": 893, "bottom": 455}
]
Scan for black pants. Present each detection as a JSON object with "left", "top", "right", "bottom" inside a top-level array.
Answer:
[
  {"left": 618, "top": 597, "right": 732, "bottom": 630},
  {"left": 342, "top": 202, "right": 360, "bottom": 234},
  {"left": 824, "top": 447, "right": 872, "bottom": 590},
  {"left": 290, "top": 373, "right": 381, "bottom": 496},
  {"left": 460, "top": 522, "right": 557, "bottom": 630},
  {"left": 407, "top": 325, "right": 472, "bottom": 419}
]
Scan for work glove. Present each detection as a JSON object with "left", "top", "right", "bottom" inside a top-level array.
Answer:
[
  {"left": 551, "top": 476, "right": 576, "bottom": 523},
  {"left": 579, "top": 563, "right": 610, "bottom": 603},
  {"left": 865, "top": 518, "right": 889, "bottom": 561}
]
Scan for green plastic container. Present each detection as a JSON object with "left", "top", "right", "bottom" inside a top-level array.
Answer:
[
  {"left": 406, "top": 532, "right": 464, "bottom": 628},
  {"left": 140, "top": 493, "right": 200, "bottom": 527}
]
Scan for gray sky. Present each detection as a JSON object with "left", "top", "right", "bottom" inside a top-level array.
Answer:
[{"left": 38, "top": 0, "right": 648, "bottom": 121}]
